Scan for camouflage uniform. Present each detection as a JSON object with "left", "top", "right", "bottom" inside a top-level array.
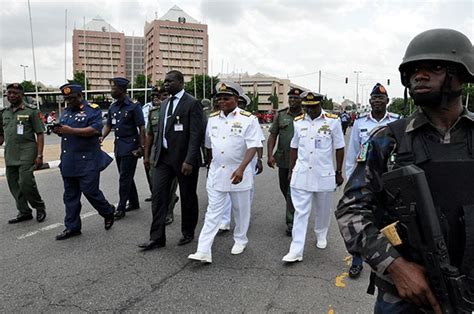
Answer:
[{"left": 335, "top": 107, "right": 474, "bottom": 310}]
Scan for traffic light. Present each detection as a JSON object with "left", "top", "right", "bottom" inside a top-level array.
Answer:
[
  {"left": 345, "top": 77, "right": 348, "bottom": 84},
  {"left": 387, "top": 79, "right": 390, "bottom": 85}
]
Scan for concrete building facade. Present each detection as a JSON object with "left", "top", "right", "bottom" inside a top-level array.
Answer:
[
  {"left": 144, "top": 5, "right": 208, "bottom": 84},
  {"left": 125, "top": 36, "right": 145, "bottom": 83},
  {"left": 219, "top": 72, "right": 308, "bottom": 111},
  {"left": 72, "top": 16, "right": 126, "bottom": 90}
]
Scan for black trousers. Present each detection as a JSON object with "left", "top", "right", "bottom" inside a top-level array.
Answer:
[
  {"left": 150, "top": 149, "right": 199, "bottom": 242},
  {"left": 115, "top": 155, "right": 139, "bottom": 212}
]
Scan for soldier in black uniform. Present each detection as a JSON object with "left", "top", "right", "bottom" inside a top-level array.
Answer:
[{"left": 336, "top": 29, "right": 474, "bottom": 313}]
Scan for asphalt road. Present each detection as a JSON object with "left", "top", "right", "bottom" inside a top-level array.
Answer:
[{"left": 0, "top": 128, "right": 375, "bottom": 313}]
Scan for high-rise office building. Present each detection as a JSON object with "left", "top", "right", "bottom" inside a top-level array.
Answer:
[
  {"left": 144, "top": 5, "right": 209, "bottom": 83},
  {"left": 125, "top": 36, "right": 145, "bottom": 83},
  {"left": 72, "top": 16, "right": 126, "bottom": 90}
]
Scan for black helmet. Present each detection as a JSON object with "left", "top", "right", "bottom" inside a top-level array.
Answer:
[{"left": 399, "top": 29, "right": 474, "bottom": 86}]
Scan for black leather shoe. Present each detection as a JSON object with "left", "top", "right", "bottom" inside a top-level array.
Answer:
[
  {"left": 114, "top": 210, "right": 126, "bottom": 220},
  {"left": 125, "top": 204, "right": 140, "bottom": 212},
  {"left": 348, "top": 264, "right": 363, "bottom": 279},
  {"left": 36, "top": 209, "right": 46, "bottom": 222},
  {"left": 138, "top": 240, "right": 165, "bottom": 251},
  {"left": 104, "top": 214, "right": 114, "bottom": 230},
  {"left": 8, "top": 214, "right": 33, "bottom": 224},
  {"left": 285, "top": 226, "right": 292, "bottom": 237},
  {"left": 177, "top": 235, "right": 194, "bottom": 246},
  {"left": 165, "top": 216, "right": 174, "bottom": 225},
  {"left": 145, "top": 197, "right": 152, "bottom": 202},
  {"left": 56, "top": 229, "right": 81, "bottom": 240}
]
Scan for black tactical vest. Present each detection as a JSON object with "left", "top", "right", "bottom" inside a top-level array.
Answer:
[{"left": 387, "top": 118, "right": 474, "bottom": 276}]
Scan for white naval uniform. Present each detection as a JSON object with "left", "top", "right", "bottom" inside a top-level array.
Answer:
[
  {"left": 196, "top": 107, "right": 264, "bottom": 256},
  {"left": 220, "top": 134, "right": 265, "bottom": 228},
  {"left": 288, "top": 111, "right": 345, "bottom": 257},
  {"left": 142, "top": 101, "right": 153, "bottom": 129},
  {"left": 345, "top": 111, "right": 399, "bottom": 178}
]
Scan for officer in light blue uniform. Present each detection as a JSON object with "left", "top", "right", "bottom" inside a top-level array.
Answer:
[
  {"left": 344, "top": 82, "right": 399, "bottom": 277},
  {"left": 53, "top": 83, "right": 115, "bottom": 240},
  {"left": 102, "top": 77, "right": 146, "bottom": 220}
]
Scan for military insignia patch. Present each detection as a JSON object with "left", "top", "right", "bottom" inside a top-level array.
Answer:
[
  {"left": 210, "top": 111, "right": 220, "bottom": 117},
  {"left": 294, "top": 114, "right": 304, "bottom": 121},
  {"left": 357, "top": 142, "right": 369, "bottom": 162},
  {"left": 63, "top": 87, "right": 71, "bottom": 95},
  {"left": 89, "top": 103, "right": 100, "bottom": 109},
  {"left": 318, "top": 124, "right": 331, "bottom": 134}
]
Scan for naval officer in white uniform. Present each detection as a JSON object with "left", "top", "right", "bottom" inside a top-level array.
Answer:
[
  {"left": 283, "top": 91, "right": 345, "bottom": 262},
  {"left": 188, "top": 81, "right": 264, "bottom": 263}
]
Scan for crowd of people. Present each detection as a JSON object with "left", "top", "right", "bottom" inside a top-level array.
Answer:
[{"left": 1, "top": 28, "right": 473, "bottom": 313}]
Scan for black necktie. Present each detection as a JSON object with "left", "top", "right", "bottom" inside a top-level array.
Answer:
[{"left": 167, "top": 96, "right": 175, "bottom": 120}]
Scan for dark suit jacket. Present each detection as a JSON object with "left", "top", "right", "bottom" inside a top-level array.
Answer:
[{"left": 154, "top": 91, "right": 204, "bottom": 171}]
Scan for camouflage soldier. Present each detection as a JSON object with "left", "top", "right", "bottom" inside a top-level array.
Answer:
[
  {"left": 336, "top": 29, "right": 474, "bottom": 313},
  {"left": 1, "top": 83, "right": 46, "bottom": 223}
]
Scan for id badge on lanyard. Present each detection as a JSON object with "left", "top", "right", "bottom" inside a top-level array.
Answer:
[
  {"left": 17, "top": 122, "right": 24, "bottom": 135},
  {"left": 174, "top": 115, "right": 183, "bottom": 132}
]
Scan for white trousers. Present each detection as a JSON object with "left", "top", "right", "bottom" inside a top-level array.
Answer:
[
  {"left": 288, "top": 187, "right": 333, "bottom": 257},
  {"left": 221, "top": 184, "right": 255, "bottom": 226},
  {"left": 196, "top": 187, "right": 251, "bottom": 255}
]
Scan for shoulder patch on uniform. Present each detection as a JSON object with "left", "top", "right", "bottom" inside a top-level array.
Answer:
[
  {"left": 149, "top": 106, "right": 159, "bottom": 112},
  {"left": 389, "top": 112, "right": 400, "bottom": 119},
  {"left": 357, "top": 114, "right": 367, "bottom": 120},
  {"left": 240, "top": 110, "right": 252, "bottom": 117},
  {"left": 294, "top": 113, "right": 304, "bottom": 121},
  {"left": 210, "top": 110, "right": 220, "bottom": 117},
  {"left": 357, "top": 142, "right": 369, "bottom": 162},
  {"left": 89, "top": 103, "right": 100, "bottom": 109},
  {"left": 325, "top": 113, "right": 338, "bottom": 119},
  {"left": 278, "top": 107, "right": 289, "bottom": 112},
  {"left": 25, "top": 103, "right": 37, "bottom": 109}
]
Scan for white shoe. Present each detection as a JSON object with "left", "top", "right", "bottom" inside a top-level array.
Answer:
[
  {"left": 188, "top": 252, "right": 212, "bottom": 263},
  {"left": 219, "top": 224, "right": 230, "bottom": 231},
  {"left": 316, "top": 239, "right": 327, "bottom": 249},
  {"left": 231, "top": 242, "right": 246, "bottom": 255},
  {"left": 282, "top": 252, "right": 303, "bottom": 262}
]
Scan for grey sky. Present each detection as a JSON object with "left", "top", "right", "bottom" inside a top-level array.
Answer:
[{"left": 1, "top": 0, "right": 472, "bottom": 103}]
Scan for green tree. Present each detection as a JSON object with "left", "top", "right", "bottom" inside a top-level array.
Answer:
[
  {"left": 20, "top": 80, "right": 37, "bottom": 92},
  {"left": 184, "top": 74, "right": 220, "bottom": 101},
  {"left": 462, "top": 83, "right": 474, "bottom": 111},
  {"left": 68, "top": 71, "right": 91, "bottom": 90},
  {"left": 131, "top": 74, "right": 151, "bottom": 104},
  {"left": 268, "top": 87, "right": 279, "bottom": 110},
  {"left": 389, "top": 97, "right": 415, "bottom": 117},
  {"left": 246, "top": 91, "right": 259, "bottom": 113},
  {"left": 322, "top": 97, "right": 334, "bottom": 111}
]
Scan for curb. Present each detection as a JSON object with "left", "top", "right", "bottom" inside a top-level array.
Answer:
[{"left": 0, "top": 152, "right": 114, "bottom": 177}]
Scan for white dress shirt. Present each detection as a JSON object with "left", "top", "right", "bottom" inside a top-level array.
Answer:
[{"left": 162, "top": 89, "right": 185, "bottom": 149}]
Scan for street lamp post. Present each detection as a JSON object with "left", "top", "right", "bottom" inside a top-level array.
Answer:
[
  {"left": 20, "top": 64, "right": 29, "bottom": 81},
  {"left": 354, "top": 70, "right": 362, "bottom": 106}
]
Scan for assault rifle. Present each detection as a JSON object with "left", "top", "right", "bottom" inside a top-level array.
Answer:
[{"left": 382, "top": 164, "right": 474, "bottom": 313}]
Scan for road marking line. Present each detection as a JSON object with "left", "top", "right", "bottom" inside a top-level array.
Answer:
[
  {"left": 17, "top": 210, "right": 101, "bottom": 240},
  {"left": 335, "top": 272, "right": 349, "bottom": 288}
]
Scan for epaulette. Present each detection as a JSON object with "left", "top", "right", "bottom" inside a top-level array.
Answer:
[
  {"left": 149, "top": 106, "right": 159, "bottom": 112},
  {"left": 294, "top": 114, "right": 304, "bottom": 121},
  {"left": 25, "top": 103, "right": 37, "bottom": 109},
  {"left": 357, "top": 113, "right": 368, "bottom": 120},
  {"left": 210, "top": 110, "right": 220, "bottom": 117},
  {"left": 325, "top": 113, "right": 338, "bottom": 119},
  {"left": 89, "top": 103, "right": 100, "bottom": 109},
  {"left": 278, "top": 107, "right": 289, "bottom": 112},
  {"left": 240, "top": 110, "right": 252, "bottom": 117},
  {"left": 389, "top": 112, "right": 400, "bottom": 119}
]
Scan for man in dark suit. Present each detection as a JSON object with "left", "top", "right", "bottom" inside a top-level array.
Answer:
[{"left": 139, "top": 70, "right": 204, "bottom": 250}]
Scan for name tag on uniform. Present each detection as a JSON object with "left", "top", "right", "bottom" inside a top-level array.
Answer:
[
  {"left": 17, "top": 123, "right": 24, "bottom": 135},
  {"left": 315, "top": 138, "right": 322, "bottom": 148},
  {"left": 112, "top": 118, "right": 117, "bottom": 125},
  {"left": 174, "top": 123, "right": 183, "bottom": 131}
]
